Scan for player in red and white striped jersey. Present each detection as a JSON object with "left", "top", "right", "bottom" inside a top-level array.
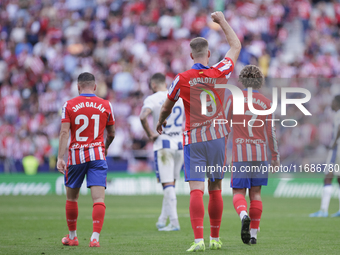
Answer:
[
  {"left": 226, "top": 65, "right": 279, "bottom": 245},
  {"left": 157, "top": 11, "right": 241, "bottom": 251},
  {"left": 225, "top": 88, "right": 279, "bottom": 163},
  {"left": 57, "top": 72, "right": 115, "bottom": 247}
]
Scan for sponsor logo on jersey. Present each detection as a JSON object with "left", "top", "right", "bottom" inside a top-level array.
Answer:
[
  {"left": 162, "top": 131, "right": 181, "bottom": 136},
  {"left": 72, "top": 143, "right": 80, "bottom": 148},
  {"left": 71, "top": 142, "right": 102, "bottom": 149},
  {"left": 235, "top": 138, "right": 265, "bottom": 144},
  {"left": 245, "top": 139, "right": 265, "bottom": 144},
  {"left": 235, "top": 138, "right": 244, "bottom": 144}
]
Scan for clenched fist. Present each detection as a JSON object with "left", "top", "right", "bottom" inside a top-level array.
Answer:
[
  {"left": 156, "top": 120, "right": 167, "bottom": 135},
  {"left": 211, "top": 11, "right": 226, "bottom": 24}
]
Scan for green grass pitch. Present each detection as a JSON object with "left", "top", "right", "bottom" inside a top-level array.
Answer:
[{"left": 0, "top": 195, "right": 339, "bottom": 254}]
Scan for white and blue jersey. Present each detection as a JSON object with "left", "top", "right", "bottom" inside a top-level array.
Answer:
[
  {"left": 142, "top": 91, "right": 184, "bottom": 151},
  {"left": 142, "top": 90, "right": 184, "bottom": 183}
]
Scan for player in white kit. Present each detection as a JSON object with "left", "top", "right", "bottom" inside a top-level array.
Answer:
[
  {"left": 310, "top": 95, "right": 340, "bottom": 217},
  {"left": 140, "top": 73, "right": 184, "bottom": 231}
]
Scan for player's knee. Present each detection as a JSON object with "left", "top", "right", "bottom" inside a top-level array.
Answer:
[
  {"left": 90, "top": 186, "right": 105, "bottom": 203},
  {"left": 232, "top": 188, "right": 246, "bottom": 196},
  {"left": 189, "top": 181, "right": 205, "bottom": 192},
  {"left": 66, "top": 187, "right": 80, "bottom": 201},
  {"left": 249, "top": 187, "right": 262, "bottom": 201},
  {"left": 324, "top": 178, "right": 332, "bottom": 185},
  {"left": 249, "top": 192, "right": 261, "bottom": 201},
  {"left": 66, "top": 192, "right": 79, "bottom": 201},
  {"left": 208, "top": 179, "right": 222, "bottom": 191},
  {"left": 92, "top": 193, "right": 105, "bottom": 203}
]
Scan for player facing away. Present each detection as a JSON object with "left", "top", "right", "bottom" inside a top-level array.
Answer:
[
  {"left": 226, "top": 65, "right": 280, "bottom": 245},
  {"left": 310, "top": 95, "right": 340, "bottom": 218},
  {"left": 57, "top": 72, "right": 115, "bottom": 247},
  {"left": 156, "top": 11, "right": 241, "bottom": 252},
  {"left": 140, "top": 73, "right": 184, "bottom": 231}
]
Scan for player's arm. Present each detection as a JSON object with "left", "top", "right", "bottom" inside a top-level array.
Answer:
[
  {"left": 57, "top": 122, "right": 70, "bottom": 175},
  {"left": 211, "top": 11, "right": 241, "bottom": 64},
  {"left": 105, "top": 125, "right": 115, "bottom": 156},
  {"left": 156, "top": 98, "right": 176, "bottom": 135},
  {"left": 104, "top": 101, "right": 116, "bottom": 156},
  {"left": 265, "top": 115, "right": 280, "bottom": 169},
  {"left": 140, "top": 108, "right": 159, "bottom": 142}
]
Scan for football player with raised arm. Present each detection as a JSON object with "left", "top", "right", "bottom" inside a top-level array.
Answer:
[
  {"left": 156, "top": 11, "right": 241, "bottom": 251},
  {"left": 140, "top": 73, "right": 184, "bottom": 231},
  {"left": 57, "top": 72, "right": 115, "bottom": 247},
  {"left": 226, "top": 65, "right": 280, "bottom": 244}
]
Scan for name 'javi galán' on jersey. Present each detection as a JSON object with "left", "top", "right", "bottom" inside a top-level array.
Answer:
[{"left": 61, "top": 93, "right": 115, "bottom": 166}]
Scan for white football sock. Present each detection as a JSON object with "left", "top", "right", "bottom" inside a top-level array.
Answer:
[
  {"left": 250, "top": 228, "right": 258, "bottom": 239},
  {"left": 69, "top": 230, "right": 77, "bottom": 240},
  {"left": 164, "top": 186, "right": 179, "bottom": 226},
  {"left": 210, "top": 236, "right": 219, "bottom": 242},
  {"left": 158, "top": 196, "right": 168, "bottom": 224},
  {"left": 239, "top": 210, "right": 248, "bottom": 220},
  {"left": 195, "top": 238, "right": 204, "bottom": 243},
  {"left": 91, "top": 232, "right": 100, "bottom": 242},
  {"left": 320, "top": 185, "right": 333, "bottom": 213}
]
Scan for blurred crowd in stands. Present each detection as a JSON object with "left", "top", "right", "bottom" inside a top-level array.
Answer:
[{"left": 1, "top": 0, "right": 340, "bottom": 172}]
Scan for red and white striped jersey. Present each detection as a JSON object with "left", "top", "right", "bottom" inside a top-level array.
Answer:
[
  {"left": 226, "top": 89, "right": 279, "bottom": 162},
  {"left": 61, "top": 93, "right": 115, "bottom": 166},
  {"left": 167, "top": 57, "right": 234, "bottom": 145}
]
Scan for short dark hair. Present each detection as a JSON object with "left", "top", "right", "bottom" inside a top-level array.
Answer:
[
  {"left": 190, "top": 37, "right": 209, "bottom": 58},
  {"left": 238, "top": 65, "right": 264, "bottom": 89},
  {"left": 334, "top": 95, "right": 340, "bottom": 105},
  {"left": 150, "top": 73, "right": 166, "bottom": 85},
  {"left": 78, "top": 72, "right": 95, "bottom": 86}
]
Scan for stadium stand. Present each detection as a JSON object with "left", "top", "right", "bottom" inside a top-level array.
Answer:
[{"left": 0, "top": 0, "right": 340, "bottom": 172}]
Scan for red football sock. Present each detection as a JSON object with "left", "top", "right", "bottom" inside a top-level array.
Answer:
[
  {"left": 92, "top": 202, "right": 106, "bottom": 233},
  {"left": 249, "top": 200, "right": 262, "bottom": 229},
  {"left": 189, "top": 189, "right": 204, "bottom": 239},
  {"left": 233, "top": 194, "right": 248, "bottom": 215},
  {"left": 66, "top": 200, "right": 78, "bottom": 231},
  {"left": 208, "top": 190, "right": 223, "bottom": 238}
]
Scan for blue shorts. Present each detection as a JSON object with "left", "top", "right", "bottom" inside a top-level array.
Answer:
[
  {"left": 65, "top": 160, "right": 107, "bottom": 188},
  {"left": 184, "top": 137, "right": 226, "bottom": 182},
  {"left": 231, "top": 161, "right": 268, "bottom": 189}
]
